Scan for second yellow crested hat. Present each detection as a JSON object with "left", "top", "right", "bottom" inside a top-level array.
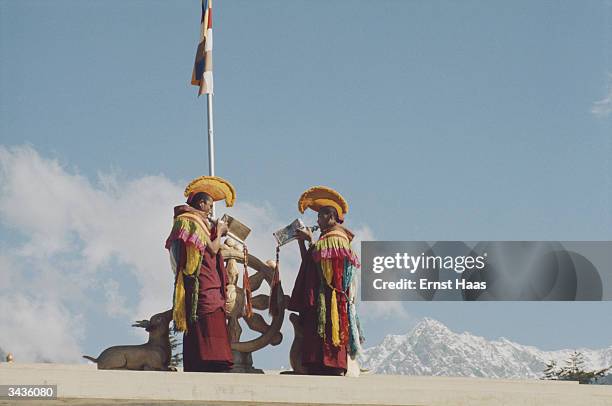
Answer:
[
  {"left": 298, "top": 186, "right": 348, "bottom": 221},
  {"left": 184, "top": 176, "right": 236, "bottom": 207}
]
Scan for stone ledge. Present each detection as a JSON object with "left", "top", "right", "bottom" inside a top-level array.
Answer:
[{"left": 1, "top": 363, "right": 611, "bottom": 406}]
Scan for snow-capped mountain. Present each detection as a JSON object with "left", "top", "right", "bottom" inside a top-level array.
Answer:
[{"left": 359, "top": 318, "right": 612, "bottom": 380}]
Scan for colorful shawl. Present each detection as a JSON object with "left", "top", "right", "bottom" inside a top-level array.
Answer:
[
  {"left": 312, "top": 227, "right": 363, "bottom": 356},
  {"left": 165, "top": 205, "right": 212, "bottom": 332}
]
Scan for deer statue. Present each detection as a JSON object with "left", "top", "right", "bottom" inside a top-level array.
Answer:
[{"left": 83, "top": 309, "right": 175, "bottom": 371}]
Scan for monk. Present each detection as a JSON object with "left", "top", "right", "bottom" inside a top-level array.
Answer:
[
  {"left": 165, "top": 176, "right": 236, "bottom": 372},
  {"left": 288, "top": 186, "right": 364, "bottom": 375}
]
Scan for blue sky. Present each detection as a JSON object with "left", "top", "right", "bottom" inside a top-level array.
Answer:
[{"left": 0, "top": 0, "right": 611, "bottom": 369}]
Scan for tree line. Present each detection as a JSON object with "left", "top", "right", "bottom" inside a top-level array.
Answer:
[{"left": 542, "top": 351, "right": 610, "bottom": 384}]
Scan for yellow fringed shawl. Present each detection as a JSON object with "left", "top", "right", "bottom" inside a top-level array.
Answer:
[{"left": 170, "top": 212, "right": 211, "bottom": 332}]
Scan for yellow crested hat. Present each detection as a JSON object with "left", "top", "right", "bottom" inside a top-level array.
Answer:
[
  {"left": 184, "top": 176, "right": 236, "bottom": 207},
  {"left": 298, "top": 186, "right": 348, "bottom": 221}
]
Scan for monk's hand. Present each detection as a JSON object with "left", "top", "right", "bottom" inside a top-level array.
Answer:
[
  {"left": 295, "top": 227, "right": 312, "bottom": 242},
  {"left": 217, "top": 221, "right": 229, "bottom": 237}
]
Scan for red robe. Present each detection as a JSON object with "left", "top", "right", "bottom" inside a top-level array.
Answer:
[{"left": 288, "top": 244, "right": 348, "bottom": 374}]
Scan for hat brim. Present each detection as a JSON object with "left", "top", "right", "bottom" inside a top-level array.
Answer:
[
  {"left": 298, "top": 186, "right": 348, "bottom": 220},
  {"left": 184, "top": 176, "right": 236, "bottom": 207}
]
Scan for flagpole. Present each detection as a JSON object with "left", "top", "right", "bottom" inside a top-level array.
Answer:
[
  {"left": 194, "top": 0, "right": 216, "bottom": 217},
  {"left": 207, "top": 92, "right": 215, "bottom": 217}
]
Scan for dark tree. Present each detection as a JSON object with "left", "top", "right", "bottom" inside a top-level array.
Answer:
[
  {"left": 543, "top": 351, "right": 611, "bottom": 384},
  {"left": 542, "top": 360, "right": 559, "bottom": 380}
]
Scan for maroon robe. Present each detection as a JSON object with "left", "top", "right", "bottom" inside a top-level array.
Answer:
[
  {"left": 174, "top": 219, "right": 233, "bottom": 372},
  {"left": 288, "top": 248, "right": 347, "bottom": 374}
]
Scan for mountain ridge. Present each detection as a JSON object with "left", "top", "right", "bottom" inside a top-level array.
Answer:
[{"left": 359, "top": 317, "right": 612, "bottom": 380}]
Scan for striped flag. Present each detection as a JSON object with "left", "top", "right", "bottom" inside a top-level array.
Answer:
[{"left": 191, "top": 0, "right": 213, "bottom": 95}]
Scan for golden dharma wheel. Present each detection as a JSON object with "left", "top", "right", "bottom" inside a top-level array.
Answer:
[{"left": 221, "top": 239, "right": 287, "bottom": 356}]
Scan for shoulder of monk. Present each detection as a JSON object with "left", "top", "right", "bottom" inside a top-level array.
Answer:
[
  {"left": 319, "top": 225, "right": 355, "bottom": 243},
  {"left": 313, "top": 226, "right": 361, "bottom": 267},
  {"left": 316, "top": 229, "right": 354, "bottom": 251},
  {"left": 173, "top": 207, "right": 210, "bottom": 233}
]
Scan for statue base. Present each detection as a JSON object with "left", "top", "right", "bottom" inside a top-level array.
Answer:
[{"left": 230, "top": 350, "right": 263, "bottom": 374}]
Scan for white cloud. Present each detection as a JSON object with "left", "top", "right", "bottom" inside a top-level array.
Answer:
[
  {"left": 591, "top": 73, "right": 612, "bottom": 118},
  {"left": 0, "top": 145, "right": 181, "bottom": 322},
  {"left": 103, "top": 279, "right": 131, "bottom": 318},
  {"left": 0, "top": 294, "right": 85, "bottom": 363},
  {"left": 0, "top": 145, "right": 377, "bottom": 364},
  {"left": 0, "top": 254, "right": 15, "bottom": 289}
]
